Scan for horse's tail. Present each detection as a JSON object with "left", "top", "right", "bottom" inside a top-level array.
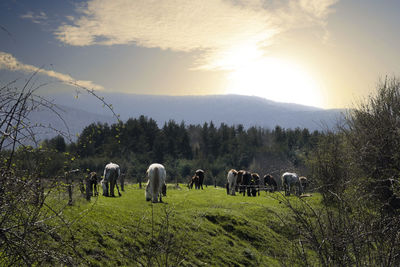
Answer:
[
  {"left": 104, "top": 168, "right": 109, "bottom": 182},
  {"left": 153, "top": 166, "right": 160, "bottom": 197}
]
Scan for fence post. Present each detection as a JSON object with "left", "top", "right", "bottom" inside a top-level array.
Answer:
[{"left": 65, "top": 169, "right": 80, "bottom": 206}]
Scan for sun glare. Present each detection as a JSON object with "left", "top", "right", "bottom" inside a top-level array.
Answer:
[{"left": 225, "top": 56, "right": 323, "bottom": 108}]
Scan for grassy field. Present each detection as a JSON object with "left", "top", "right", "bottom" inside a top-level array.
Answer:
[{"left": 62, "top": 184, "right": 321, "bottom": 266}]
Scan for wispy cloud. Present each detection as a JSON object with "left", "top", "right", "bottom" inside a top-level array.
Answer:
[
  {"left": 0, "top": 51, "right": 104, "bottom": 90},
  {"left": 20, "top": 11, "right": 48, "bottom": 24},
  {"left": 55, "top": 0, "right": 339, "bottom": 70}
]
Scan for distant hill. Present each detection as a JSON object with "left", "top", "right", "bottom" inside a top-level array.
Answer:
[
  {"left": 29, "top": 104, "right": 115, "bottom": 142},
  {"left": 33, "top": 92, "right": 345, "bottom": 141}
]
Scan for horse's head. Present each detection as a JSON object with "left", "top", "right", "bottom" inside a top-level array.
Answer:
[
  {"left": 145, "top": 183, "right": 151, "bottom": 201},
  {"left": 299, "top": 176, "right": 308, "bottom": 189},
  {"left": 192, "top": 175, "right": 199, "bottom": 184},
  {"left": 251, "top": 173, "right": 260, "bottom": 183}
]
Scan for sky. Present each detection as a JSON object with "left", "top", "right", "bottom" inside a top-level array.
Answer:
[{"left": 1, "top": 0, "right": 400, "bottom": 109}]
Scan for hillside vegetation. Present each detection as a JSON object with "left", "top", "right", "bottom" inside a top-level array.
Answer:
[{"left": 62, "top": 184, "right": 320, "bottom": 266}]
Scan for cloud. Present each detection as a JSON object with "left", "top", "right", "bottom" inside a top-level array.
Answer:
[
  {"left": 20, "top": 11, "right": 48, "bottom": 24},
  {"left": 0, "top": 51, "right": 104, "bottom": 90},
  {"left": 55, "top": 0, "right": 338, "bottom": 70},
  {"left": 299, "top": 0, "right": 338, "bottom": 19}
]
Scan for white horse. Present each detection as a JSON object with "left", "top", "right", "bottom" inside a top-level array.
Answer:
[
  {"left": 281, "top": 172, "right": 303, "bottom": 196},
  {"left": 145, "top": 163, "right": 166, "bottom": 203},
  {"left": 226, "top": 169, "right": 238, "bottom": 196},
  {"left": 102, "top": 162, "right": 121, "bottom": 197}
]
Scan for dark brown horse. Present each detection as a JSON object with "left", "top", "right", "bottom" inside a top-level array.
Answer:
[
  {"left": 190, "top": 169, "right": 205, "bottom": 190},
  {"left": 264, "top": 174, "right": 278, "bottom": 192},
  {"left": 251, "top": 173, "right": 260, "bottom": 196},
  {"left": 85, "top": 172, "right": 98, "bottom": 200},
  {"left": 237, "top": 170, "right": 252, "bottom": 196}
]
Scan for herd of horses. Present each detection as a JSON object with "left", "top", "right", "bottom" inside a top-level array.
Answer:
[
  {"left": 226, "top": 169, "right": 307, "bottom": 197},
  {"left": 83, "top": 162, "right": 308, "bottom": 203}
]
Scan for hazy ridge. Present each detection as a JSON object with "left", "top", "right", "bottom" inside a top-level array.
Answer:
[{"left": 33, "top": 93, "right": 345, "bottom": 141}]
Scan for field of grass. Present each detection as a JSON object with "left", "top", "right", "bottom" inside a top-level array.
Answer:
[{"left": 62, "top": 184, "right": 321, "bottom": 266}]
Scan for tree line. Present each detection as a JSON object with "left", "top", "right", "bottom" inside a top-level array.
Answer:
[{"left": 43, "top": 116, "right": 322, "bottom": 186}]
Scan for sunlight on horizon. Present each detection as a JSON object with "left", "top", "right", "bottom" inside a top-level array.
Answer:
[{"left": 224, "top": 53, "right": 324, "bottom": 108}]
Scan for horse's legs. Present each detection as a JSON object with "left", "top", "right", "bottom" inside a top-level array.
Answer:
[
  {"left": 110, "top": 179, "right": 116, "bottom": 197},
  {"left": 89, "top": 181, "right": 93, "bottom": 196},
  {"left": 284, "top": 183, "right": 289, "bottom": 196},
  {"left": 103, "top": 181, "right": 109, "bottom": 197},
  {"left": 85, "top": 179, "right": 91, "bottom": 201},
  {"left": 79, "top": 178, "right": 85, "bottom": 194},
  {"left": 115, "top": 181, "right": 122, "bottom": 196},
  {"left": 297, "top": 182, "right": 302, "bottom": 196},
  {"left": 120, "top": 175, "right": 124, "bottom": 192},
  {"left": 93, "top": 181, "right": 98, "bottom": 196}
]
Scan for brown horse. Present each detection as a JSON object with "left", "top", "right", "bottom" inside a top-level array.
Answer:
[
  {"left": 190, "top": 169, "right": 205, "bottom": 189},
  {"left": 237, "top": 170, "right": 252, "bottom": 196},
  {"left": 299, "top": 176, "right": 308, "bottom": 192},
  {"left": 264, "top": 174, "right": 278, "bottom": 192},
  {"left": 251, "top": 173, "right": 261, "bottom": 196},
  {"left": 188, "top": 175, "right": 198, "bottom": 189},
  {"left": 85, "top": 171, "right": 98, "bottom": 200}
]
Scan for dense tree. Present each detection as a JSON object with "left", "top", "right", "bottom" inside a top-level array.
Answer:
[
  {"left": 43, "top": 135, "right": 66, "bottom": 152},
  {"left": 65, "top": 113, "right": 322, "bottom": 185}
]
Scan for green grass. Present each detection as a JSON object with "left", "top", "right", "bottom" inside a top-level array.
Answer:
[{"left": 60, "top": 184, "right": 321, "bottom": 266}]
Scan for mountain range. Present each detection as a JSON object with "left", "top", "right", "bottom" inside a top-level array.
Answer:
[{"left": 31, "top": 92, "right": 346, "bottom": 141}]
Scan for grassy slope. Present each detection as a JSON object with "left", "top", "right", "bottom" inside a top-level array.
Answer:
[{"left": 63, "top": 184, "right": 321, "bottom": 266}]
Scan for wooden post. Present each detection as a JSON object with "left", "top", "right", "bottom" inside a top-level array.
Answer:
[{"left": 65, "top": 169, "right": 80, "bottom": 206}]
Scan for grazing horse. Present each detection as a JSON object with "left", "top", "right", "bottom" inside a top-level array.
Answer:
[
  {"left": 188, "top": 175, "right": 198, "bottom": 189},
  {"left": 264, "top": 174, "right": 278, "bottom": 192},
  {"left": 226, "top": 169, "right": 238, "bottom": 195},
  {"left": 251, "top": 173, "right": 261, "bottom": 196},
  {"left": 85, "top": 171, "right": 98, "bottom": 200},
  {"left": 237, "top": 170, "right": 252, "bottom": 196},
  {"left": 145, "top": 163, "right": 166, "bottom": 203},
  {"left": 281, "top": 172, "right": 303, "bottom": 196},
  {"left": 194, "top": 169, "right": 205, "bottom": 189},
  {"left": 299, "top": 176, "right": 308, "bottom": 192},
  {"left": 102, "top": 162, "right": 122, "bottom": 197}
]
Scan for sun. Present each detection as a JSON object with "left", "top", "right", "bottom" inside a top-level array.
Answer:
[{"left": 225, "top": 57, "right": 324, "bottom": 108}]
